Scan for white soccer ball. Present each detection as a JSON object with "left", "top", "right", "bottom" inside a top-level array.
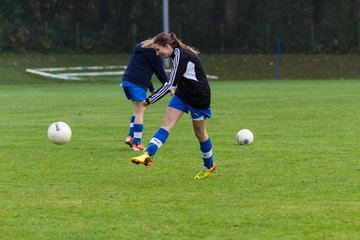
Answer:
[
  {"left": 48, "top": 122, "right": 72, "bottom": 145},
  {"left": 236, "top": 129, "right": 254, "bottom": 145}
]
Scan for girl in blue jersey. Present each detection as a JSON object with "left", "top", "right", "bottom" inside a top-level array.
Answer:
[
  {"left": 122, "top": 38, "right": 167, "bottom": 151},
  {"left": 131, "top": 32, "right": 216, "bottom": 179}
]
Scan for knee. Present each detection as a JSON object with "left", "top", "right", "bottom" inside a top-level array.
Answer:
[
  {"left": 135, "top": 106, "right": 145, "bottom": 114},
  {"left": 194, "top": 129, "right": 208, "bottom": 141},
  {"left": 161, "top": 118, "right": 174, "bottom": 132}
]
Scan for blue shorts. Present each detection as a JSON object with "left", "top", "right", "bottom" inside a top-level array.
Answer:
[
  {"left": 168, "top": 95, "right": 211, "bottom": 121},
  {"left": 121, "top": 80, "right": 147, "bottom": 101}
]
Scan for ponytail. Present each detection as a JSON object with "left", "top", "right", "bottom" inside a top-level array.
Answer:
[{"left": 154, "top": 32, "right": 199, "bottom": 55}]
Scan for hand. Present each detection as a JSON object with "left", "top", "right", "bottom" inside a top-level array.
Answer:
[
  {"left": 170, "top": 90, "right": 175, "bottom": 96},
  {"left": 142, "top": 100, "right": 148, "bottom": 107}
]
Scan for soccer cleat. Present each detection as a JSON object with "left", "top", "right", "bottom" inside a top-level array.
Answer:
[
  {"left": 194, "top": 163, "right": 217, "bottom": 179},
  {"left": 131, "top": 143, "right": 145, "bottom": 151},
  {"left": 125, "top": 136, "right": 133, "bottom": 149},
  {"left": 131, "top": 153, "right": 153, "bottom": 166}
]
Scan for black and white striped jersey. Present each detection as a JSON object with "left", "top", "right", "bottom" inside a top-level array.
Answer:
[{"left": 145, "top": 47, "right": 211, "bottom": 109}]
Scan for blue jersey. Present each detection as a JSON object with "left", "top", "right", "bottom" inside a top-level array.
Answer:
[{"left": 122, "top": 43, "right": 167, "bottom": 92}]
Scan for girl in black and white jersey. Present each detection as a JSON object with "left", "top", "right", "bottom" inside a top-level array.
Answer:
[{"left": 131, "top": 32, "right": 216, "bottom": 179}]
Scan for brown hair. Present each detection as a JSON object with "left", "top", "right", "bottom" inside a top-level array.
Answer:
[{"left": 153, "top": 32, "right": 199, "bottom": 55}]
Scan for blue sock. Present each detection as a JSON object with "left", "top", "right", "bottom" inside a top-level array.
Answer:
[
  {"left": 128, "top": 115, "right": 135, "bottom": 137},
  {"left": 200, "top": 138, "right": 213, "bottom": 169},
  {"left": 146, "top": 128, "right": 169, "bottom": 156},
  {"left": 133, "top": 124, "right": 143, "bottom": 145}
]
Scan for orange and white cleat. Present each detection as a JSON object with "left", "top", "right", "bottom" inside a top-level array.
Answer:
[
  {"left": 125, "top": 135, "right": 133, "bottom": 149},
  {"left": 131, "top": 143, "right": 145, "bottom": 151}
]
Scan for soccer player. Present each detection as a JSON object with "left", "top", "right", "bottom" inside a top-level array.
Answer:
[
  {"left": 131, "top": 32, "right": 216, "bottom": 179},
  {"left": 121, "top": 38, "right": 167, "bottom": 151}
]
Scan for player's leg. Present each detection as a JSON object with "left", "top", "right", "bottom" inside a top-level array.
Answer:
[
  {"left": 122, "top": 81, "right": 147, "bottom": 151},
  {"left": 190, "top": 109, "right": 216, "bottom": 179},
  {"left": 125, "top": 114, "right": 135, "bottom": 146},
  {"left": 132, "top": 100, "right": 146, "bottom": 150},
  {"left": 146, "top": 107, "right": 183, "bottom": 156},
  {"left": 192, "top": 119, "right": 214, "bottom": 169},
  {"left": 122, "top": 84, "right": 135, "bottom": 146},
  {"left": 131, "top": 107, "right": 183, "bottom": 166}
]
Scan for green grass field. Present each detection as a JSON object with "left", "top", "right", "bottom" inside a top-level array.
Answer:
[{"left": 1, "top": 54, "right": 360, "bottom": 239}]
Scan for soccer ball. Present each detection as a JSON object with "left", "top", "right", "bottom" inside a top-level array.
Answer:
[
  {"left": 236, "top": 129, "right": 254, "bottom": 145},
  {"left": 48, "top": 122, "right": 72, "bottom": 145}
]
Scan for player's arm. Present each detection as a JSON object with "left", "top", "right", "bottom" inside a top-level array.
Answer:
[
  {"left": 145, "top": 49, "right": 185, "bottom": 105},
  {"left": 148, "top": 82, "right": 155, "bottom": 93},
  {"left": 148, "top": 53, "right": 168, "bottom": 85}
]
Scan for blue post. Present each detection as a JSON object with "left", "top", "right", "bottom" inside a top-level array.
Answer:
[{"left": 276, "top": 36, "right": 281, "bottom": 80}]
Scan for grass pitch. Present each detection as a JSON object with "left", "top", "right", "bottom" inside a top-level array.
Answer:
[{"left": 1, "top": 58, "right": 360, "bottom": 239}]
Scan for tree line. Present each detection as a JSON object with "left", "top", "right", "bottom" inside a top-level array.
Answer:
[{"left": 0, "top": 0, "right": 359, "bottom": 54}]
